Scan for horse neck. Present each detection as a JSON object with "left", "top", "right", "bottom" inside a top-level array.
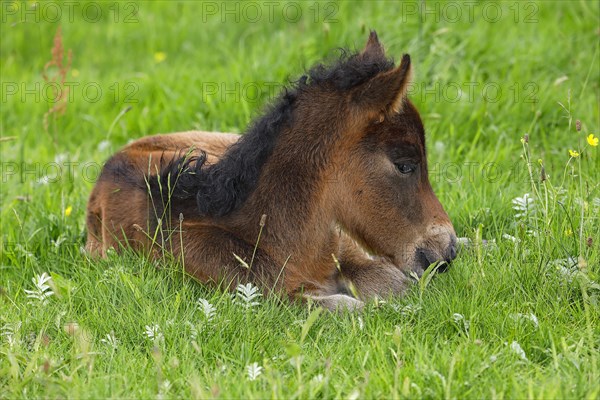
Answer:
[{"left": 227, "top": 138, "right": 338, "bottom": 262}]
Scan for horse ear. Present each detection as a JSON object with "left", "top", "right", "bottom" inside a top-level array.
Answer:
[
  {"left": 361, "top": 30, "right": 385, "bottom": 58},
  {"left": 353, "top": 54, "right": 412, "bottom": 114}
]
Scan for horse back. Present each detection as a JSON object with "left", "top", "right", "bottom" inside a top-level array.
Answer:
[{"left": 85, "top": 131, "right": 239, "bottom": 256}]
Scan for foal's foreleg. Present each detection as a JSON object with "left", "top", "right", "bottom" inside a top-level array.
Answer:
[
  {"left": 177, "top": 224, "right": 283, "bottom": 294},
  {"left": 302, "top": 294, "right": 365, "bottom": 312},
  {"left": 337, "top": 235, "right": 410, "bottom": 301}
]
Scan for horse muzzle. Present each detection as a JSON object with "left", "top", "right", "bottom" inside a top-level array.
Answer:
[{"left": 411, "top": 226, "right": 458, "bottom": 277}]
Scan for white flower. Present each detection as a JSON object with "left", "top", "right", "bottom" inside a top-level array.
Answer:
[
  {"left": 102, "top": 265, "right": 125, "bottom": 279},
  {"left": 556, "top": 266, "right": 577, "bottom": 283},
  {"left": 246, "top": 362, "right": 263, "bottom": 381},
  {"left": 357, "top": 316, "right": 364, "bottom": 331},
  {"left": 456, "top": 237, "right": 471, "bottom": 246},
  {"left": 1, "top": 322, "right": 21, "bottom": 347},
  {"left": 37, "top": 175, "right": 51, "bottom": 185},
  {"left": 234, "top": 283, "right": 262, "bottom": 309},
  {"left": 144, "top": 324, "right": 164, "bottom": 343},
  {"left": 97, "top": 140, "right": 111, "bottom": 152},
  {"left": 502, "top": 234, "right": 520, "bottom": 243},
  {"left": 348, "top": 390, "right": 361, "bottom": 400},
  {"left": 452, "top": 313, "right": 470, "bottom": 333},
  {"left": 24, "top": 272, "right": 54, "bottom": 305},
  {"left": 100, "top": 332, "right": 118, "bottom": 349},
  {"left": 510, "top": 313, "right": 539, "bottom": 329},
  {"left": 550, "top": 257, "right": 578, "bottom": 282},
  {"left": 51, "top": 235, "right": 67, "bottom": 249},
  {"left": 510, "top": 341, "right": 528, "bottom": 361},
  {"left": 197, "top": 298, "right": 216, "bottom": 321},
  {"left": 54, "top": 153, "right": 68, "bottom": 164},
  {"left": 452, "top": 313, "right": 464, "bottom": 322},
  {"left": 549, "top": 257, "right": 577, "bottom": 268},
  {"left": 512, "top": 193, "right": 535, "bottom": 220},
  {"left": 312, "top": 374, "right": 324, "bottom": 383},
  {"left": 159, "top": 380, "right": 171, "bottom": 393}
]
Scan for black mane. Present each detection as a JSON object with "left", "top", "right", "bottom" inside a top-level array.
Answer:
[{"left": 151, "top": 43, "right": 395, "bottom": 218}]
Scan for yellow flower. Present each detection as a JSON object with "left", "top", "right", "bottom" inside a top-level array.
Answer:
[
  {"left": 587, "top": 134, "right": 598, "bottom": 147},
  {"left": 564, "top": 229, "right": 573, "bottom": 236},
  {"left": 65, "top": 206, "right": 72, "bottom": 217},
  {"left": 154, "top": 52, "right": 167, "bottom": 63},
  {"left": 568, "top": 149, "right": 580, "bottom": 158}
]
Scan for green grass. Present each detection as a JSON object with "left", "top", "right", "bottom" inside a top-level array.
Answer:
[{"left": 1, "top": 0, "right": 599, "bottom": 398}]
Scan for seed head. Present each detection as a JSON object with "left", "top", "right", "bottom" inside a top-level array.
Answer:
[{"left": 540, "top": 166, "right": 546, "bottom": 182}]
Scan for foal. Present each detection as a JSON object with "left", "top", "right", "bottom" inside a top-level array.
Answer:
[{"left": 86, "top": 31, "right": 457, "bottom": 310}]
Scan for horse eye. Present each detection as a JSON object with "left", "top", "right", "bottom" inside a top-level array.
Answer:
[{"left": 395, "top": 163, "right": 417, "bottom": 174}]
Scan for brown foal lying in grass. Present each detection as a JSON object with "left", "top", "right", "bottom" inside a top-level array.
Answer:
[{"left": 86, "top": 31, "right": 457, "bottom": 311}]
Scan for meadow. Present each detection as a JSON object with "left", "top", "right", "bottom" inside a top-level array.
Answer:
[{"left": 1, "top": 0, "right": 599, "bottom": 398}]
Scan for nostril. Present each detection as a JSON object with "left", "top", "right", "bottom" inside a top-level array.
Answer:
[
  {"left": 416, "top": 250, "right": 430, "bottom": 269},
  {"left": 447, "top": 235, "right": 458, "bottom": 261},
  {"left": 449, "top": 244, "right": 457, "bottom": 260},
  {"left": 437, "top": 261, "right": 449, "bottom": 273}
]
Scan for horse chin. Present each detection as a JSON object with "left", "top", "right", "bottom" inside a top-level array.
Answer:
[
  {"left": 404, "top": 256, "right": 451, "bottom": 281},
  {"left": 391, "top": 251, "right": 444, "bottom": 281},
  {"left": 366, "top": 252, "right": 420, "bottom": 280}
]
